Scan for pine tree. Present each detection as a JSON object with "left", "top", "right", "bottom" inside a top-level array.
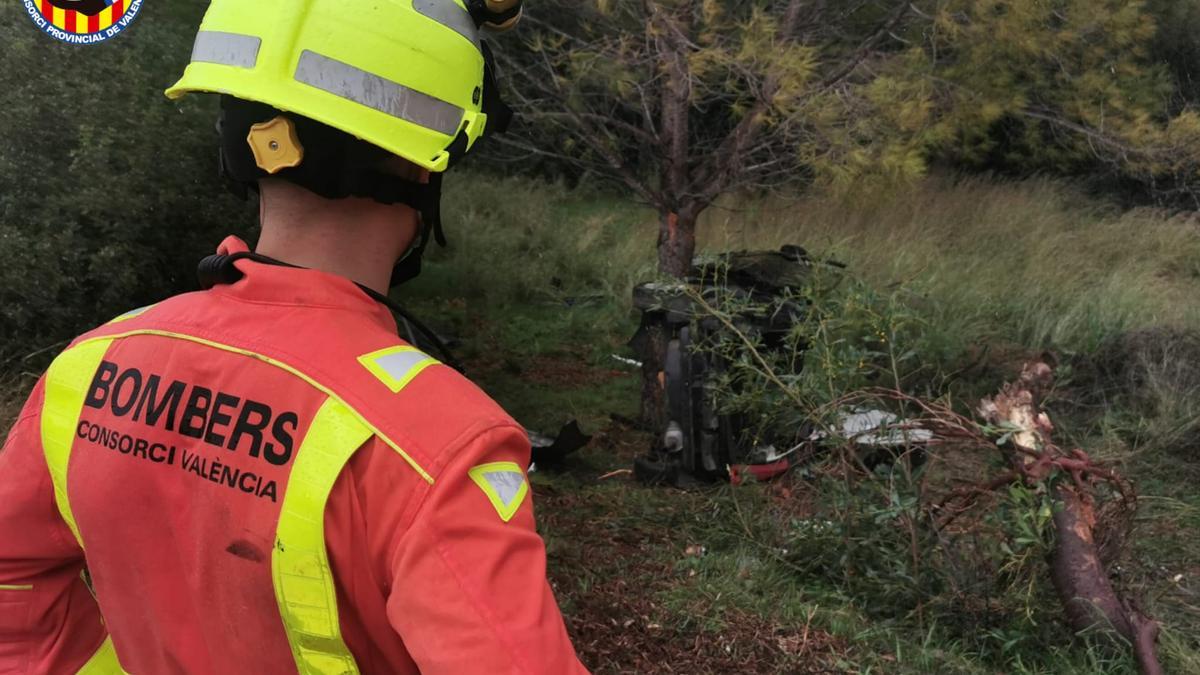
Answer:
[
  {"left": 926, "top": 0, "right": 1200, "bottom": 201},
  {"left": 503, "top": 0, "right": 927, "bottom": 277}
]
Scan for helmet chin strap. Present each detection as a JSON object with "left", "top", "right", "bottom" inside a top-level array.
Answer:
[{"left": 389, "top": 172, "right": 445, "bottom": 286}]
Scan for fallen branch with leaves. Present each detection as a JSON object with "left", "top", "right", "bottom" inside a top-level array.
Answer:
[
  {"left": 838, "top": 363, "right": 1162, "bottom": 674},
  {"left": 977, "top": 363, "right": 1162, "bottom": 675}
]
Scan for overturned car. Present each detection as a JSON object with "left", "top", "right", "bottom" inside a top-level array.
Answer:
[{"left": 629, "top": 246, "right": 836, "bottom": 486}]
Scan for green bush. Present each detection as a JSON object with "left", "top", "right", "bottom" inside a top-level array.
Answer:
[
  {"left": 1147, "top": 0, "right": 1200, "bottom": 105},
  {"left": 0, "top": 2, "right": 254, "bottom": 358}
]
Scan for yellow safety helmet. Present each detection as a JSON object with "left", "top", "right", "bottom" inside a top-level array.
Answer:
[
  {"left": 166, "top": 0, "right": 521, "bottom": 173},
  {"left": 170, "top": 0, "right": 522, "bottom": 286}
]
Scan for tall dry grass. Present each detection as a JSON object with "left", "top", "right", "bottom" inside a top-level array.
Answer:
[
  {"left": 416, "top": 175, "right": 656, "bottom": 309},
  {"left": 432, "top": 172, "right": 1200, "bottom": 359},
  {"left": 698, "top": 175, "right": 1200, "bottom": 353},
  {"left": 408, "top": 169, "right": 1200, "bottom": 428}
]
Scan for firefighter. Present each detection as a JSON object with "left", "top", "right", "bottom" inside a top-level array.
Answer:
[{"left": 0, "top": 0, "right": 587, "bottom": 673}]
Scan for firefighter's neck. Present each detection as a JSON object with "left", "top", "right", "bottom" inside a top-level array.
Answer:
[{"left": 254, "top": 179, "right": 419, "bottom": 295}]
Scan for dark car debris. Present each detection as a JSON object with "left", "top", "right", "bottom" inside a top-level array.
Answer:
[
  {"left": 527, "top": 420, "right": 592, "bottom": 469},
  {"left": 626, "top": 245, "right": 927, "bottom": 487}
]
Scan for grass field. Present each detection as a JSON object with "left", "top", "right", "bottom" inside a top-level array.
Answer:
[
  {"left": 401, "top": 172, "right": 1200, "bottom": 673},
  {"left": 3, "top": 173, "right": 1199, "bottom": 673}
]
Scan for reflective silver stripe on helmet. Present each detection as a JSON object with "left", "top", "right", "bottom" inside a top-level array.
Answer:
[
  {"left": 190, "top": 31, "right": 262, "bottom": 69},
  {"left": 413, "top": 0, "right": 481, "bottom": 50},
  {"left": 294, "top": 50, "right": 464, "bottom": 137}
]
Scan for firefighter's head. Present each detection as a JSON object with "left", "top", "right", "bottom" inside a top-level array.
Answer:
[{"left": 166, "top": 0, "right": 522, "bottom": 285}]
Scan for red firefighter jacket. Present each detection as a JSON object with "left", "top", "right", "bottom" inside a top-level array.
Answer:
[{"left": 0, "top": 236, "right": 587, "bottom": 674}]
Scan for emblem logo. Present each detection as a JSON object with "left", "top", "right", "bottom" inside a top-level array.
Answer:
[{"left": 22, "top": 0, "right": 144, "bottom": 45}]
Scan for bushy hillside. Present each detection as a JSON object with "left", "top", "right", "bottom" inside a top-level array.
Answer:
[{"left": 0, "top": 2, "right": 254, "bottom": 356}]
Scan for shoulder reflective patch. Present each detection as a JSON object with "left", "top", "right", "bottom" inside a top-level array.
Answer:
[
  {"left": 358, "top": 345, "right": 440, "bottom": 393},
  {"left": 467, "top": 461, "right": 529, "bottom": 522},
  {"left": 107, "top": 304, "right": 156, "bottom": 324}
]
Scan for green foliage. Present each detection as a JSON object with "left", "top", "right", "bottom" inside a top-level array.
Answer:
[
  {"left": 3, "top": 0, "right": 1197, "bottom": 361},
  {"left": 919, "top": 0, "right": 1200, "bottom": 196},
  {"left": 1146, "top": 0, "right": 1200, "bottom": 105},
  {"left": 781, "top": 470, "right": 1062, "bottom": 629},
  {"left": 0, "top": 2, "right": 254, "bottom": 357},
  {"left": 508, "top": 0, "right": 1200, "bottom": 202},
  {"left": 791, "top": 275, "right": 926, "bottom": 402},
  {"left": 685, "top": 265, "right": 927, "bottom": 453},
  {"left": 680, "top": 261, "right": 1150, "bottom": 669},
  {"left": 606, "top": 173, "right": 1200, "bottom": 670},
  {"left": 415, "top": 173, "right": 1200, "bottom": 671},
  {"left": 701, "top": 175, "right": 1200, "bottom": 358},
  {"left": 508, "top": 0, "right": 944, "bottom": 200},
  {"left": 809, "top": 61, "right": 947, "bottom": 188},
  {"left": 410, "top": 173, "right": 655, "bottom": 312}
]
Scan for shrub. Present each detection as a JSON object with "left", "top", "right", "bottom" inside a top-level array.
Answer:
[{"left": 0, "top": 3, "right": 255, "bottom": 359}]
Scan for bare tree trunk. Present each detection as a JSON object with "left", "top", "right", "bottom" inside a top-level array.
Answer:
[
  {"left": 656, "top": 0, "right": 693, "bottom": 279},
  {"left": 1050, "top": 485, "right": 1164, "bottom": 675},
  {"left": 657, "top": 209, "right": 696, "bottom": 278},
  {"left": 644, "top": 207, "right": 696, "bottom": 432},
  {"left": 1050, "top": 485, "right": 1133, "bottom": 637}
]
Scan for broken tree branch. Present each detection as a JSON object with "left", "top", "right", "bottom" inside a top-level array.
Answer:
[{"left": 979, "top": 362, "right": 1162, "bottom": 674}]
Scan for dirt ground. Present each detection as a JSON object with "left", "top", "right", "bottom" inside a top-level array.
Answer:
[{"left": 535, "top": 422, "right": 849, "bottom": 674}]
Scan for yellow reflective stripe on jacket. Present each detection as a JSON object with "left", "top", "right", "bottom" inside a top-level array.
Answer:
[
  {"left": 273, "top": 396, "right": 372, "bottom": 675},
  {"left": 41, "top": 338, "right": 115, "bottom": 548},
  {"left": 77, "top": 636, "right": 125, "bottom": 675},
  {"left": 42, "top": 341, "right": 130, "bottom": 673}
]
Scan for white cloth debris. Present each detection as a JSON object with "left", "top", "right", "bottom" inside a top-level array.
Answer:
[{"left": 809, "top": 408, "right": 933, "bottom": 447}]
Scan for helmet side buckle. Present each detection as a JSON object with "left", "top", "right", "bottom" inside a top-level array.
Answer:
[{"left": 247, "top": 116, "right": 305, "bottom": 174}]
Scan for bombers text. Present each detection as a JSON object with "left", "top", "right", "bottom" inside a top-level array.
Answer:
[{"left": 84, "top": 360, "right": 299, "bottom": 466}]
